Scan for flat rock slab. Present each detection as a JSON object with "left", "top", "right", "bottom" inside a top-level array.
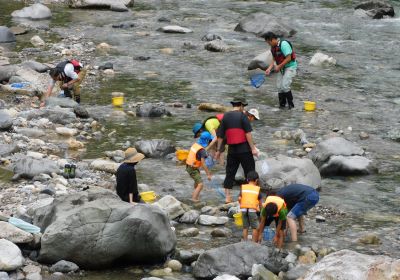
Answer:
[{"left": 0, "top": 222, "right": 33, "bottom": 244}]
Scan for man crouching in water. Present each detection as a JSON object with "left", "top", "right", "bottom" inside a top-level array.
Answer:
[{"left": 40, "top": 60, "right": 86, "bottom": 107}]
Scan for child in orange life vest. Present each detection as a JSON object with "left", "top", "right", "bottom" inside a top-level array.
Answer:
[
  {"left": 238, "top": 171, "right": 263, "bottom": 242},
  {"left": 258, "top": 195, "right": 288, "bottom": 248},
  {"left": 186, "top": 131, "right": 213, "bottom": 201}
]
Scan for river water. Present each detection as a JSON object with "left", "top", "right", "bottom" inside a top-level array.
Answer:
[{"left": 1, "top": 0, "right": 400, "bottom": 278}]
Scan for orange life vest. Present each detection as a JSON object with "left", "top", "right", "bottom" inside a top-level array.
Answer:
[
  {"left": 240, "top": 184, "right": 260, "bottom": 210},
  {"left": 186, "top": 143, "right": 204, "bottom": 168},
  {"left": 263, "top": 196, "right": 286, "bottom": 217}
]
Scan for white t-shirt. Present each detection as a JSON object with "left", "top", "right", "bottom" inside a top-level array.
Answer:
[{"left": 50, "top": 63, "right": 79, "bottom": 86}]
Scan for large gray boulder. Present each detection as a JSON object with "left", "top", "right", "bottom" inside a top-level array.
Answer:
[
  {"left": 152, "top": 195, "right": 185, "bottom": 220},
  {"left": 193, "top": 242, "right": 286, "bottom": 279},
  {"left": 12, "top": 154, "right": 60, "bottom": 179},
  {"left": 11, "top": 3, "right": 52, "bottom": 20},
  {"left": 0, "top": 239, "right": 24, "bottom": 271},
  {"left": 354, "top": 1, "right": 395, "bottom": 19},
  {"left": 248, "top": 51, "right": 273, "bottom": 71},
  {"left": 135, "top": 139, "right": 175, "bottom": 158},
  {"left": 204, "top": 39, "right": 227, "bottom": 52},
  {"left": 19, "top": 108, "right": 77, "bottom": 125},
  {"left": 0, "top": 26, "right": 16, "bottom": 43},
  {"left": 0, "top": 144, "right": 19, "bottom": 157},
  {"left": 308, "top": 137, "right": 376, "bottom": 176},
  {"left": 34, "top": 188, "right": 176, "bottom": 269},
  {"left": 69, "top": 0, "right": 133, "bottom": 11},
  {"left": 136, "top": 103, "right": 172, "bottom": 118},
  {"left": 22, "top": 60, "right": 51, "bottom": 73},
  {"left": 234, "top": 13, "right": 296, "bottom": 38},
  {"left": 0, "top": 65, "right": 18, "bottom": 82},
  {"left": 303, "top": 249, "right": 400, "bottom": 280},
  {"left": 0, "top": 110, "right": 13, "bottom": 131}
]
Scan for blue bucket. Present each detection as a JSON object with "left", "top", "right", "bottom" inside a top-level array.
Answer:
[
  {"left": 250, "top": 73, "right": 266, "bottom": 88},
  {"left": 263, "top": 227, "right": 275, "bottom": 241}
]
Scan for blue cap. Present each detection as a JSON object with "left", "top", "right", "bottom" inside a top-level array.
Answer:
[
  {"left": 197, "top": 131, "right": 214, "bottom": 147},
  {"left": 192, "top": 122, "right": 203, "bottom": 138}
]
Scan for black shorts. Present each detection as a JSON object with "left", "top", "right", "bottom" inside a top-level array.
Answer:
[{"left": 265, "top": 216, "right": 287, "bottom": 230}]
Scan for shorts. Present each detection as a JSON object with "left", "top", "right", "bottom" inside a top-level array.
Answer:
[
  {"left": 287, "top": 190, "right": 320, "bottom": 219},
  {"left": 241, "top": 210, "right": 259, "bottom": 229},
  {"left": 186, "top": 165, "right": 202, "bottom": 185},
  {"left": 265, "top": 216, "right": 287, "bottom": 230}
]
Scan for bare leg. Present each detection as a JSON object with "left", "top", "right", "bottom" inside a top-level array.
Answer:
[
  {"left": 252, "top": 229, "right": 258, "bottom": 242},
  {"left": 287, "top": 217, "right": 298, "bottom": 241},
  {"left": 192, "top": 183, "right": 203, "bottom": 201},
  {"left": 242, "top": 228, "right": 248, "bottom": 241},
  {"left": 275, "top": 229, "right": 284, "bottom": 248},
  {"left": 298, "top": 216, "right": 305, "bottom": 233},
  {"left": 224, "top": 188, "right": 232, "bottom": 203}
]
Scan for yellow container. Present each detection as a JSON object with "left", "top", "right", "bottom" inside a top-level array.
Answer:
[
  {"left": 140, "top": 191, "right": 156, "bottom": 203},
  {"left": 176, "top": 149, "right": 189, "bottom": 161},
  {"left": 304, "top": 101, "right": 316, "bottom": 111},
  {"left": 112, "top": 96, "right": 124, "bottom": 107},
  {"left": 233, "top": 212, "right": 243, "bottom": 227}
]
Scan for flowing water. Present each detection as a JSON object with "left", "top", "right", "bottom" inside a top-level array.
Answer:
[{"left": 1, "top": 0, "right": 400, "bottom": 278}]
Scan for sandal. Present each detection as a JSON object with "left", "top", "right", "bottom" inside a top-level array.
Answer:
[{"left": 297, "top": 229, "right": 307, "bottom": 234}]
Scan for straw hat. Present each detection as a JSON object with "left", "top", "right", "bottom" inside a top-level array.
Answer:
[
  {"left": 248, "top": 108, "right": 260, "bottom": 120},
  {"left": 124, "top": 148, "right": 145, "bottom": 163}
]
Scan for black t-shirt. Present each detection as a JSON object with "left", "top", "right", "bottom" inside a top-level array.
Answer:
[
  {"left": 217, "top": 110, "right": 252, "bottom": 154},
  {"left": 116, "top": 162, "right": 140, "bottom": 203}
]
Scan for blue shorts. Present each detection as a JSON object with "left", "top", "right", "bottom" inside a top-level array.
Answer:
[{"left": 287, "top": 190, "right": 319, "bottom": 219}]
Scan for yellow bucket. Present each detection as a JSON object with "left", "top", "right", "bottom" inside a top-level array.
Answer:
[
  {"left": 140, "top": 191, "right": 156, "bottom": 203},
  {"left": 112, "top": 96, "right": 124, "bottom": 107},
  {"left": 176, "top": 149, "right": 189, "bottom": 161},
  {"left": 304, "top": 101, "right": 316, "bottom": 111},
  {"left": 233, "top": 212, "right": 243, "bottom": 227}
]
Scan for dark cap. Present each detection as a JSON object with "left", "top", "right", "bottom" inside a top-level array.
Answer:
[{"left": 230, "top": 97, "right": 248, "bottom": 106}]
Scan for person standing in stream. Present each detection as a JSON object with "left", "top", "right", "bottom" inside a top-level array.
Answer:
[{"left": 262, "top": 32, "right": 298, "bottom": 109}]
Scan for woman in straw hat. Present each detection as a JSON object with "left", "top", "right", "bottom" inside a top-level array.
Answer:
[{"left": 116, "top": 148, "right": 145, "bottom": 205}]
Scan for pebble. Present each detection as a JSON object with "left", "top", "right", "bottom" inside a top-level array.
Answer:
[
  {"left": 167, "top": 259, "right": 182, "bottom": 271},
  {"left": 359, "top": 131, "right": 369, "bottom": 140},
  {"left": 180, "top": 227, "right": 199, "bottom": 237},
  {"left": 315, "top": 215, "right": 326, "bottom": 222}
]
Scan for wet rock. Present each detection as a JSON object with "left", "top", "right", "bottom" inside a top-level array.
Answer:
[
  {"left": 153, "top": 195, "right": 185, "bottom": 219},
  {"left": 388, "top": 128, "right": 400, "bottom": 142},
  {"left": 234, "top": 13, "right": 296, "bottom": 37},
  {"left": 178, "top": 210, "right": 200, "bottom": 224},
  {"left": 282, "top": 265, "right": 311, "bottom": 280},
  {"left": 112, "top": 21, "right": 135, "bottom": 29},
  {"left": 198, "top": 215, "right": 229, "bottom": 226},
  {"left": 252, "top": 264, "right": 279, "bottom": 280},
  {"left": 9, "top": 26, "right": 27, "bottom": 35},
  {"left": 193, "top": 242, "right": 272, "bottom": 279},
  {"left": 135, "top": 139, "right": 175, "bottom": 158},
  {"left": 0, "top": 110, "right": 13, "bottom": 131},
  {"left": 0, "top": 239, "right": 24, "bottom": 271},
  {"left": 12, "top": 154, "right": 59, "bottom": 179},
  {"left": 302, "top": 249, "right": 400, "bottom": 279},
  {"left": 30, "top": 35, "right": 45, "bottom": 48},
  {"left": 50, "top": 260, "right": 79, "bottom": 273},
  {"left": 248, "top": 51, "right": 273, "bottom": 70},
  {"left": 90, "top": 159, "right": 119, "bottom": 174},
  {"left": 309, "top": 52, "right": 336, "bottom": 66},
  {"left": 73, "top": 105, "right": 90, "bottom": 118},
  {"left": 22, "top": 60, "right": 50, "bottom": 73},
  {"left": 214, "top": 275, "right": 240, "bottom": 280},
  {"left": 201, "top": 206, "right": 218, "bottom": 215},
  {"left": 198, "top": 103, "right": 230, "bottom": 113},
  {"left": 204, "top": 39, "right": 227, "bottom": 52},
  {"left": 36, "top": 188, "right": 176, "bottom": 269},
  {"left": 319, "top": 155, "right": 377, "bottom": 176},
  {"left": 12, "top": 3, "right": 52, "bottom": 20},
  {"left": 136, "top": 103, "right": 172, "bottom": 118},
  {"left": 158, "top": 25, "right": 193, "bottom": 34},
  {"left": 19, "top": 108, "right": 77, "bottom": 125},
  {"left": 211, "top": 227, "right": 232, "bottom": 238},
  {"left": 358, "top": 233, "right": 381, "bottom": 245},
  {"left": 69, "top": 0, "right": 133, "bottom": 11},
  {"left": 179, "top": 228, "right": 199, "bottom": 237},
  {"left": 354, "top": 0, "right": 395, "bottom": 19},
  {"left": 0, "top": 26, "right": 16, "bottom": 43},
  {"left": 0, "top": 221, "right": 34, "bottom": 243},
  {"left": 98, "top": 62, "right": 113, "bottom": 70},
  {"left": 359, "top": 131, "right": 369, "bottom": 140},
  {"left": 202, "top": 33, "right": 222, "bottom": 41},
  {"left": 176, "top": 249, "right": 203, "bottom": 264},
  {"left": 167, "top": 259, "right": 182, "bottom": 272},
  {"left": 134, "top": 56, "right": 151, "bottom": 61}
]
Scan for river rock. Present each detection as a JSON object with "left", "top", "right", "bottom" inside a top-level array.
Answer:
[
  {"left": 176, "top": 249, "right": 203, "bottom": 264},
  {"left": 0, "top": 27, "right": 16, "bottom": 43},
  {"left": 12, "top": 3, "right": 52, "bottom": 20},
  {"left": 0, "top": 144, "right": 18, "bottom": 157},
  {"left": 178, "top": 210, "right": 200, "bottom": 224},
  {"left": 283, "top": 265, "right": 311, "bottom": 280},
  {"left": 197, "top": 215, "right": 229, "bottom": 226},
  {"left": 0, "top": 272, "right": 8, "bottom": 280},
  {"left": 211, "top": 227, "right": 232, "bottom": 238},
  {"left": 69, "top": 0, "right": 133, "bottom": 11},
  {"left": 22, "top": 60, "right": 50, "bottom": 73},
  {"left": 15, "top": 128, "right": 45, "bottom": 138},
  {"left": 387, "top": 128, "right": 400, "bottom": 142},
  {"left": 135, "top": 139, "right": 175, "bottom": 158},
  {"left": 90, "top": 159, "right": 119, "bottom": 174},
  {"left": 73, "top": 105, "right": 90, "bottom": 118},
  {"left": 204, "top": 39, "right": 227, "bottom": 52},
  {"left": 158, "top": 25, "right": 193, "bottom": 34},
  {"left": 201, "top": 33, "right": 222, "bottom": 41},
  {"left": 55, "top": 127, "right": 78, "bottom": 137},
  {"left": 0, "top": 239, "right": 24, "bottom": 271},
  {"left": 30, "top": 35, "right": 45, "bottom": 48},
  {"left": 357, "top": 233, "right": 381, "bottom": 245},
  {"left": 153, "top": 195, "right": 185, "bottom": 219},
  {"left": 193, "top": 242, "right": 278, "bottom": 278},
  {"left": 0, "top": 221, "right": 33, "bottom": 243},
  {"left": 12, "top": 154, "right": 59, "bottom": 179},
  {"left": 252, "top": 264, "right": 279, "bottom": 280},
  {"left": 198, "top": 103, "right": 230, "bottom": 113},
  {"left": 354, "top": 0, "right": 395, "bottom": 19},
  {"left": 19, "top": 108, "right": 77, "bottom": 125},
  {"left": 0, "top": 65, "right": 18, "bottom": 82},
  {"left": 302, "top": 249, "right": 400, "bottom": 279},
  {"left": 214, "top": 275, "right": 240, "bottom": 280},
  {"left": 136, "top": 103, "right": 172, "bottom": 117},
  {"left": 25, "top": 272, "right": 41, "bottom": 280},
  {"left": 248, "top": 50, "right": 273, "bottom": 70},
  {"left": 179, "top": 227, "right": 199, "bottom": 237},
  {"left": 298, "top": 251, "right": 317, "bottom": 265},
  {"left": 319, "top": 155, "right": 376, "bottom": 176},
  {"left": 234, "top": 13, "right": 296, "bottom": 38},
  {"left": 46, "top": 97, "right": 78, "bottom": 108},
  {"left": 167, "top": 259, "right": 182, "bottom": 272},
  {"left": 0, "top": 110, "right": 13, "bottom": 131},
  {"left": 309, "top": 52, "right": 337, "bottom": 66},
  {"left": 34, "top": 188, "right": 176, "bottom": 269},
  {"left": 50, "top": 260, "right": 79, "bottom": 273}
]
